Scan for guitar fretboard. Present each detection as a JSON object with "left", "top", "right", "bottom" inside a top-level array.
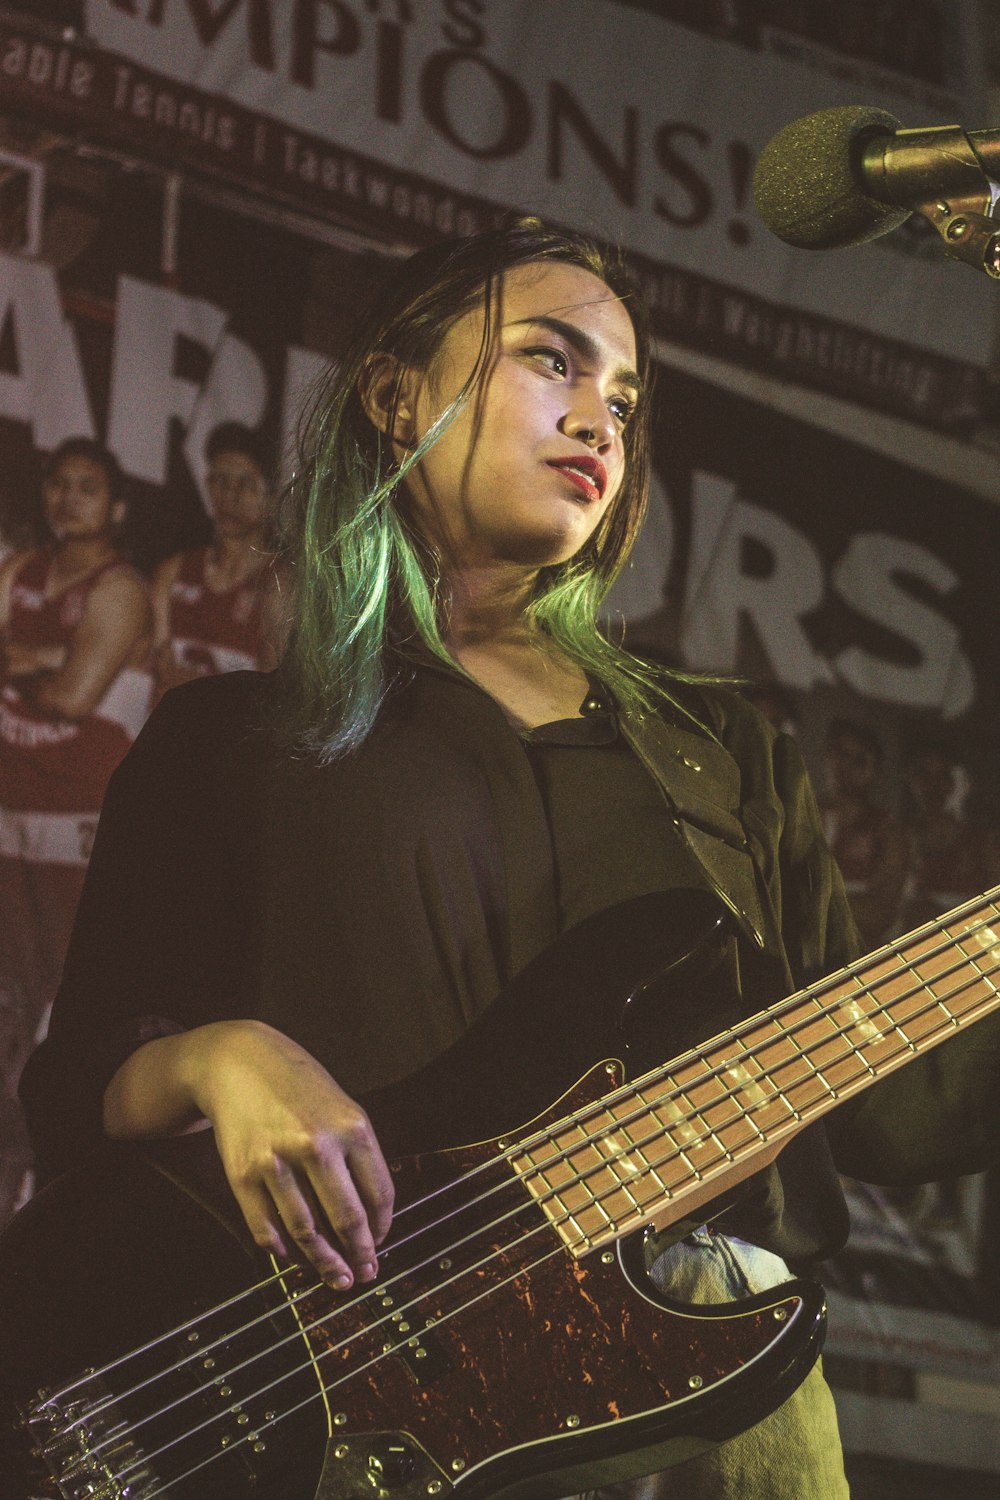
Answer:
[{"left": 513, "top": 889, "right": 1000, "bottom": 1256}]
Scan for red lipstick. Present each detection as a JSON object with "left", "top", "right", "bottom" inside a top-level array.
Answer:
[{"left": 545, "top": 454, "right": 608, "bottom": 502}]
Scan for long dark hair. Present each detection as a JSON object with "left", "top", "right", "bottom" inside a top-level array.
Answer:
[{"left": 276, "top": 216, "right": 683, "bottom": 760}]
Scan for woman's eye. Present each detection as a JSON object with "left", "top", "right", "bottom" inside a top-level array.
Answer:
[
  {"left": 528, "top": 347, "right": 568, "bottom": 375},
  {"left": 608, "top": 396, "right": 634, "bottom": 426}
]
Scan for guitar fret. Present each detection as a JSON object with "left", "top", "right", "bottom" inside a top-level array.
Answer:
[
  {"left": 613, "top": 1176, "right": 644, "bottom": 1219},
  {"left": 639, "top": 1084, "right": 721, "bottom": 1179},
  {"left": 757, "top": 1021, "right": 822, "bottom": 1114},
  {"left": 705, "top": 1126, "right": 736, "bottom": 1161},
  {"left": 834, "top": 974, "right": 909, "bottom": 1070},
  {"left": 774, "top": 902, "right": 1000, "bottom": 1126},
  {"left": 643, "top": 1157, "right": 669, "bottom": 1196},
  {"left": 510, "top": 889, "right": 1000, "bottom": 1259},
  {"left": 669, "top": 1057, "right": 753, "bottom": 1162},
  {"left": 875, "top": 923, "right": 992, "bottom": 1051},
  {"left": 512, "top": 1083, "right": 710, "bottom": 1252},
  {"left": 676, "top": 1147, "right": 703, "bottom": 1185},
  {"left": 812, "top": 1069, "right": 839, "bottom": 1102},
  {"left": 955, "top": 911, "right": 1000, "bottom": 1003},
  {"left": 732, "top": 1019, "right": 804, "bottom": 1126},
  {"left": 564, "top": 1209, "right": 595, "bottom": 1249},
  {"left": 891, "top": 957, "right": 948, "bottom": 1049},
  {"left": 611, "top": 1120, "right": 672, "bottom": 1200}
]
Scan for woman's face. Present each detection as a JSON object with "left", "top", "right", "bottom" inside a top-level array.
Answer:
[
  {"left": 395, "top": 260, "right": 639, "bottom": 573},
  {"left": 206, "top": 450, "right": 270, "bottom": 538},
  {"left": 43, "top": 454, "right": 121, "bottom": 541}
]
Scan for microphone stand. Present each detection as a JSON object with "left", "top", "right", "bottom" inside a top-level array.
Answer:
[{"left": 861, "top": 125, "right": 1000, "bottom": 278}]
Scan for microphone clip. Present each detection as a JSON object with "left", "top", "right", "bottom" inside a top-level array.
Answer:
[{"left": 861, "top": 124, "right": 1000, "bottom": 279}]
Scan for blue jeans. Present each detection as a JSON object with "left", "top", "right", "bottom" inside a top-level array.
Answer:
[{"left": 565, "top": 1229, "right": 850, "bottom": 1499}]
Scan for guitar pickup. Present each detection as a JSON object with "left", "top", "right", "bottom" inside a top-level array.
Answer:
[{"left": 393, "top": 1325, "right": 451, "bottom": 1387}]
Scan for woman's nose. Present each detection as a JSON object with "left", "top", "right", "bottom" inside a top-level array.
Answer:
[{"left": 561, "top": 392, "right": 616, "bottom": 450}]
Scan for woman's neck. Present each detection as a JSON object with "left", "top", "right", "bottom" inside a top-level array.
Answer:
[
  {"left": 440, "top": 564, "right": 591, "bottom": 730},
  {"left": 441, "top": 562, "right": 539, "bottom": 651}
]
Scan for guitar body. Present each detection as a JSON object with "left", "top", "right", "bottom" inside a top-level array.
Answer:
[{"left": 0, "top": 891, "right": 827, "bottom": 1499}]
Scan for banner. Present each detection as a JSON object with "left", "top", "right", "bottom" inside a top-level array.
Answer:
[
  {"left": 0, "top": 0, "right": 994, "bottom": 428},
  {"left": 0, "top": 153, "right": 996, "bottom": 891},
  {"left": 0, "top": 121, "right": 996, "bottom": 770},
  {"left": 2, "top": 243, "right": 995, "bottom": 794}
]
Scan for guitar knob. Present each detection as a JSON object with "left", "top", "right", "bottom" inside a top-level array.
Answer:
[{"left": 368, "top": 1440, "right": 417, "bottom": 1486}]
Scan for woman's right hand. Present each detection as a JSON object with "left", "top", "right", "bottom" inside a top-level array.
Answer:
[{"left": 103, "top": 1020, "right": 395, "bottom": 1289}]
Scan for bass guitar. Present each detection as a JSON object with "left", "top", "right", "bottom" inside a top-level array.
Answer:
[{"left": 1, "top": 884, "right": 998, "bottom": 1499}]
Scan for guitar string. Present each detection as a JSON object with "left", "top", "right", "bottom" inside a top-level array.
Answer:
[
  {"left": 43, "top": 889, "right": 998, "bottom": 1422},
  {"left": 131, "top": 931, "right": 1000, "bottom": 1500},
  {"left": 55, "top": 939, "right": 1000, "bottom": 1489},
  {"left": 44, "top": 903, "right": 1000, "bottom": 1453},
  {"left": 44, "top": 888, "right": 1000, "bottom": 1437},
  {"left": 61, "top": 944, "right": 1000, "bottom": 1496},
  {"left": 141, "top": 1235, "right": 594, "bottom": 1500},
  {"left": 43, "top": 894, "right": 995, "bottom": 1470},
  {"left": 82, "top": 1022, "right": 835, "bottom": 1500},
  {"left": 48, "top": 901, "right": 999, "bottom": 1450}
]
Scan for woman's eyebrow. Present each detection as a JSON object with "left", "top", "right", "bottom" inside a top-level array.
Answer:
[{"left": 509, "top": 313, "right": 643, "bottom": 396}]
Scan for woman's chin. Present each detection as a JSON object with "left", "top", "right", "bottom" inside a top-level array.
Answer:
[{"left": 498, "top": 517, "right": 596, "bottom": 569}]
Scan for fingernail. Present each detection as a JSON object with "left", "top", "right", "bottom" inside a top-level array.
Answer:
[
  {"left": 332, "top": 1271, "right": 352, "bottom": 1289},
  {"left": 358, "top": 1260, "right": 378, "bottom": 1282}
]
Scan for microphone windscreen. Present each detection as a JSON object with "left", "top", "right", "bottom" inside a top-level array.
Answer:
[{"left": 752, "top": 105, "right": 912, "bottom": 250}]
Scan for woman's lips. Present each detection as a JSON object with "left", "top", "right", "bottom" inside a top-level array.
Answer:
[{"left": 545, "top": 457, "right": 607, "bottom": 503}]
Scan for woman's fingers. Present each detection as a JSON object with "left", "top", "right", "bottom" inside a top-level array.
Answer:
[
  {"left": 306, "top": 1149, "right": 391, "bottom": 1284},
  {"left": 266, "top": 1162, "right": 359, "bottom": 1287},
  {"left": 192, "top": 1022, "right": 397, "bottom": 1288},
  {"left": 344, "top": 1126, "right": 396, "bottom": 1247},
  {"left": 228, "top": 1140, "right": 393, "bottom": 1289},
  {"left": 229, "top": 1174, "right": 293, "bottom": 1264},
  {"left": 234, "top": 1162, "right": 357, "bottom": 1288}
]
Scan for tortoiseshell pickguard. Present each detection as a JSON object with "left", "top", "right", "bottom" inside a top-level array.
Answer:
[{"left": 287, "top": 1065, "right": 821, "bottom": 1491}]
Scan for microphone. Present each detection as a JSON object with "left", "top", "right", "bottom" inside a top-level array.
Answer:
[{"left": 752, "top": 105, "right": 1000, "bottom": 277}]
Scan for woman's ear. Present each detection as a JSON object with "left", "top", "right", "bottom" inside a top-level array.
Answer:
[{"left": 359, "top": 353, "right": 420, "bottom": 448}]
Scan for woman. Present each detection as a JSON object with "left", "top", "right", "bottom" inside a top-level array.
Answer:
[
  {"left": 0, "top": 438, "right": 151, "bottom": 1207},
  {"left": 148, "top": 421, "right": 283, "bottom": 707},
  {"left": 19, "top": 223, "right": 1000, "bottom": 1498}
]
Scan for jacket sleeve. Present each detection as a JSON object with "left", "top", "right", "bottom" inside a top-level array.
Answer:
[{"left": 19, "top": 676, "right": 261, "bottom": 1180}]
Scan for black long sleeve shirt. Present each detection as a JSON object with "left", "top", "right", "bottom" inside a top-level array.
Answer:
[{"left": 20, "top": 663, "right": 1000, "bottom": 1261}]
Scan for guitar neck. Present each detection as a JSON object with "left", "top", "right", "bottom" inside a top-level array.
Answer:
[{"left": 513, "top": 887, "right": 1000, "bottom": 1257}]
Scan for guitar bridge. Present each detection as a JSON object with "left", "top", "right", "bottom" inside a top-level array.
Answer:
[{"left": 20, "top": 1376, "right": 161, "bottom": 1500}]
